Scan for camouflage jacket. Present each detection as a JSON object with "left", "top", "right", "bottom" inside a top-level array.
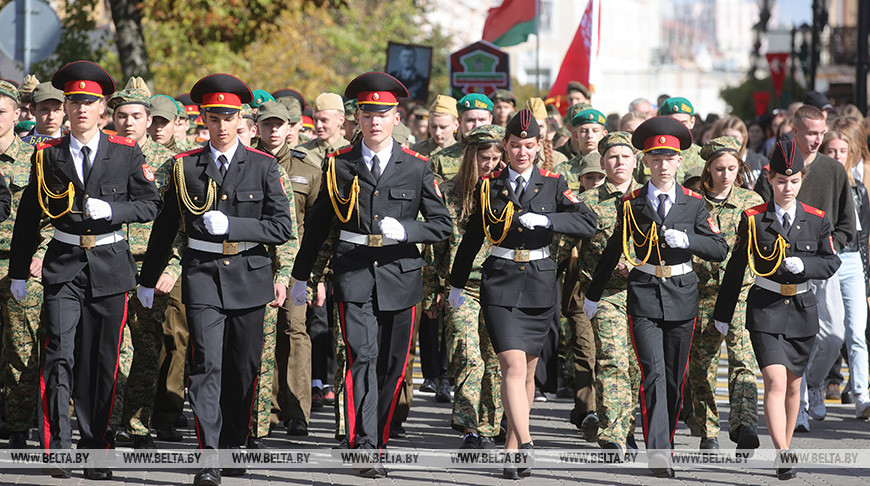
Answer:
[
  {"left": 0, "top": 136, "right": 45, "bottom": 258},
  {"left": 429, "top": 141, "right": 465, "bottom": 182},
  {"left": 297, "top": 136, "right": 350, "bottom": 170},
  {"left": 127, "top": 138, "right": 176, "bottom": 273},
  {"left": 411, "top": 137, "right": 446, "bottom": 158},
  {"left": 553, "top": 155, "right": 584, "bottom": 193}
]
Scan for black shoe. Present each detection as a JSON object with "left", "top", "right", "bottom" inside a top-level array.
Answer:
[
  {"left": 174, "top": 414, "right": 188, "bottom": 428},
  {"left": 556, "top": 385, "right": 573, "bottom": 399},
  {"left": 625, "top": 434, "right": 638, "bottom": 450},
  {"left": 155, "top": 426, "right": 183, "bottom": 442},
  {"left": 600, "top": 442, "right": 624, "bottom": 463},
  {"left": 43, "top": 466, "right": 71, "bottom": 478},
  {"left": 420, "top": 378, "right": 437, "bottom": 393},
  {"left": 776, "top": 449, "right": 798, "bottom": 480},
  {"left": 580, "top": 412, "right": 599, "bottom": 443},
  {"left": 359, "top": 463, "right": 387, "bottom": 478},
  {"left": 683, "top": 410, "right": 704, "bottom": 437},
  {"left": 478, "top": 436, "right": 496, "bottom": 449},
  {"left": 390, "top": 422, "right": 406, "bottom": 438},
  {"left": 194, "top": 467, "right": 221, "bottom": 485},
  {"left": 333, "top": 437, "right": 350, "bottom": 450},
  {"left": 533, "top": 388, "right": 547, "bottom": 402},
  {"left": 435, "top": 379, "right": 452, "bottom": 403},
  {"left": 132, "top": 434, "right": 157, "bottom": 449},
  {"left": 246, "top": 437, "right": 266, "bottom": 449},
  {"left": 517, "top": 441, "right": 534, "bottom": 477},
  {"left": 649, "top": 452, "right": 675, "bottom": 478},
  {"left": 841, "top": 389, "right": 855, "bottom": 404},
  {"left": 8, "top": 431, "right": 27, "bottom": 448},
  {"left": 114, "top": 429, "right": 132, "bottom": 443},
  {"left": 459, "top": 433, "right": 480, "bottom": 449},
  {"left": 83, "top": 467, "right": 113, "bottom": 480},
  {"left": 700, "top": 437, "right": 720, "bottom": 450},
  {"left": 286, "top": 418, "right": 308, "bottom": 436},
  {"left": 311, "top": 387, "right": 324, "bottom": 409},
  {"left": 732, "top": 425, "right": 760, "bottom": 457},
  {"left": 502, "top": 465, "right": 519, "bottom": 480}
]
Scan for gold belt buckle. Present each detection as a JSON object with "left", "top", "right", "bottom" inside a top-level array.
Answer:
[
  {"left": 367, "top": 235, "right": 383, "bottom": 247},
  {"left": 514, "top": 249, "right": 530, "bottom": 262},
  {"left": 781, "top": 284, "right": 797, "bottom": 296},
  {"left": 79, "top": 235, "right": 96, "bottom": 250},
  {"left": 222, "top": 241, "right": 239, "bottom": 255},
  {"left": 656, "top": 265, "right": 672, "bottom": 278}
]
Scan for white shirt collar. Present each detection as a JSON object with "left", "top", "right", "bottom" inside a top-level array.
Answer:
[
  {"left": 69, "top": 131, "right": 100, "bottom": 159},
  {"left": 209, "top": 141, "right": 240, "bottom": 168},
  {"left": 508, "top": 165, "right": 534, "bottom": 185},
  {"left": 647, "top": 180, "right": 677, "bottom": 205},
  {"left": 774, "top": 201, "right": 797, "bottom": 226},
  {"left": 361, "top": 140, "right": 393, "bottom": 171}
]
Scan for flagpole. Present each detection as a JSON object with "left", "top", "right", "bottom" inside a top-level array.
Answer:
[{"left": 535, "top": 0, "right": 541, "bottom": 95}]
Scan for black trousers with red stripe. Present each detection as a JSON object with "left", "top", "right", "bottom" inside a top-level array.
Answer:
[
  {"left": 628, "top": 316, "right": 695, "bottom": 451},
  {"left": 338, "top": 297, "right": 415, "bottom": 449},
  {"left": 39, "top": 270, "right": 128, "bottom": 450},
  {"left": 185, "top": 305, "right": 265, "bottom": 449}
]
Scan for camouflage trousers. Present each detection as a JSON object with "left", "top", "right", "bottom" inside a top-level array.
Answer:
[
  {"left": 444, "top": 286, "right": 502, "bottom": 436},
  {"left": 110, "top": 309, "right": 133, "bottom": 431},
  {"left": 591, "top": 290, "right": 640, "bottom": 447},
  {"left": 689, "top": 291, "right": 758, "bottom": 438},
  {"left": 250, "top": 303, "right": 278, "bottom": 438},
  {"left": 333, "top": 303, "right": 346, "bottom": 439},
  {"left": 0, "top": 259, "right": 44, "bottom": 432}
]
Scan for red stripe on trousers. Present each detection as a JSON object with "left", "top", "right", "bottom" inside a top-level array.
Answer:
[
  {"left": 381, "top": 306, "right": 416, "bottom": 446},
  {"left": 627, "top": 315, "right": 650, "bottom": 447},
  {"left": 670, "top": 317, "right": 696, "bottom": 444},
  {"left": 39, "top": 338, "right": 51, "bottom": 450},
  {"left": 103, "top": 293, "right": 129, "bottom": 448},
  {"left": 338, "top": 302, "right": 357, "bottom": 448}
]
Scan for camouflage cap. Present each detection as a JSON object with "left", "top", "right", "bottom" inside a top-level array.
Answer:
[
  {"left": 429, "top": 94, "right": 457, "bottom": 117},
  {"left": 683, "top": 164, "right": 704, "bottom": 184},
  {"left": 0, "top": 80, "right": 20, "bottom": 104},
  {"left": 578, "top": 152, "right": 605, "bottom": 177},
  {"left": 658, "top": 96, "right": 694, "bottom": 116},
  {"left": 526, "top": 97, "right": 547, "bottom": 120},
  {"left": 393, "top": 121, "right": 411, "bottom": 145},
  {"left": 150, "top": 94, "right": 179, "bottom": 121},
  {"left": 314, "top": 92, "right": 344, "bottom": 112},
  {"left": 464, "top": 124, "right": 505, "bottom": 145},
  {"left": 256, "top": 100, "right": 290, "bottom": 123},
  {"left": 107, "top": 88, "right": 150, "bottom": 110},
  {"left": 490, "top": 89, "right": 517, "bottom": 106},
  {"left": 566, "top": 103, "right": 592, "bottom": 125},
  {"left": 124, "top": 76, "right": 151, "bottom": 98},
  {"left": 598, "top": 131, "right": 634, "bottom": 156},
  {"left": 571, "top": 107, "right": 606, "bottom": 127},
  {"left": 343, "top": 99, "right": 357, "bottom": 118},
  {"left": 277, "top": 96, "right": 303, "bottom": 123},
  {"left": 700, "top": 136, "right": 742, "bottom": 161},
  {"left": 240, "top": 103, "right": 255, "bottom": 120},
  {"left": 250, "top": 89, "right": 274, "bottom": 108},
  {"left": 457, "top": 93, "right": 493, "bottom": 113}
]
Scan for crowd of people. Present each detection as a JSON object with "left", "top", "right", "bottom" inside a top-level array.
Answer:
[{"left": 0, "top": 60, "right": 868, "bottom": 484}]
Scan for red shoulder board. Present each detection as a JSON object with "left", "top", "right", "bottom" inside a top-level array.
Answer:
[
  {"left": 174, "top": 147, "right": 206, "bottom": 159},
  {"left": 402, "top": 146, "right": 428, "bottom": 162},
  {"left": 622, "top": 188, "right": 641, "bottom": 202},
  {"left": 107, "top": 134, "right": 136, "bottom": 147},
  {"left": 801, "top": 202, "right": 826, "bottom": 219},
  {"left": 36, "top": 138, "right": 63, "bottom": 151},
  {"left": 744, "top": 202, "right": 768, "bottom": 218},
  {"left": 328, "top": 146, "right": 354, "bottom": 158},
  {"left": 539, "top": 168, "right": 560, "bottom": 178},
  {"left": 682, "top": 187, "right": 702, "bottom": 200},
  {"left": 245, "top": 146, "right": 273, "bottom": 158},
  {"left": 482, "top": 169, "right": 502, "bottom": 180}
]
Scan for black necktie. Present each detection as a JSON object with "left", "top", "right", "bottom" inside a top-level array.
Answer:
[
  {"left": 81, "top": 146, "right": 92, "bottom": 184},
  {"left": 218, "top": 154, "right": 228, "bottom": 179},
  {"left": 515, "top": 176, "right": 525, "bottom": 200},
  {"left": 782, "top": 213, "right": 791, "bottom": 233},
  {"left": 657, "top": 193, "right": 668, "bottom": 221},
  {"left": 371, "top": 155, "right": 381, "bottom": 180}
]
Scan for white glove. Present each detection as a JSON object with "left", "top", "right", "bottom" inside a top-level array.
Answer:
[
  {"left": 379, "top": 217, "right": 407, "bottom": 241},
  {"left": 448, "top": 286, "right": 465, "bottom": 308},
  {"left": 10, "top": 279, "right": 26, "bottom": 301},
  {"left": 714, "top": 320, "right": 729, "bottom": 336},
  {"left": 290, "top": 279, "right": 308, "bottom": 306},
  {"left": 137, "top": 286, "right": 154, "bottom": 309},
  {"left": 783, "top": 257, "right": 804, "bottom": 274},
  {"left": 518, "top": 213, "right": 551, "bottom": 230},
  {"left": 203, "top": 210, "right": 229, "bottom": 235},
  {"left": 583, "top": 298, "right": 598, "bottom": 320},
  {"left": 663, "top": 229, "right": 689, "bottom": 249},
  {"left": 85, "top": 198, "right": 112, "bottom": 220}
]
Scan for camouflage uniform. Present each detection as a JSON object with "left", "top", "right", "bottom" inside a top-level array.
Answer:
[
  {"left": 425, "top": 177, "right": 502, "bottom": 436},
  {"left": 410, "top": 138, "right": 445, "bottom": 158},
  {"left": 0, "top": 136, "right": 45, "bottom": 434},
  {"left": 554, "top": 155, "right": 584, "bottom": 193},
  {"left": 296, "top": 136, "right": 350, "bottom": 170},
  {"left": 690, "top": 185, "right": 762, "bottom": 440},
  {"left": 428, "top": 141, "right": 465, "bottom": 182},
  {"left": 675, "top": 144, "right": 704, "bottom": 186}
]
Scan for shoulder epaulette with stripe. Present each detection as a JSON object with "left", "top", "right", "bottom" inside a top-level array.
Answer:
[
  {"left": 36, "top": 138, "right": 63, "bottom": 151},
  {"left": 482, "top": 170, "right": 502, "bottom": 180},
  {"left": 107, "top": 134, "right": 136, "bottom": 147},
  {"left": 744, "top": 202, "right": 768, "bottom": 217},
  {"left": 245, "top": 146, "right": 273, "bottom": 158},
  {"left": 174, "top": 146, "right": 206, "bottom": 159},
  {"left": 622, "top": 188, "right": 642, "bottom": 202},
  {"left": 328, "top": 146, "right": 354, "bottom": 158},
  {"left": 682, "top": 186, "right": 702, "bottom": 200},
  {"left": 801, "top": 202, "right": 826, "bottom": 219},
  {"left": 538, "top": 168, "right": 560, "bottom": 178},
  {"left": 401, "top": 146, "right": 428, "bottom": 162}
]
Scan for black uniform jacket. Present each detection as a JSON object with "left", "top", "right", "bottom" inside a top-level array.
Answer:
[
  {"left": 449, "top": 167, "right": 597, "bottom": 308},
  {"left": 291, "top": 141, "right": 452, "bottom": 311},
  {"left": 9, "top": 132, "right": 159, "bottom": 297},
  {"left": 587, "top": 182, "right": 728, "bottom": 321},
  {"left": 140, "top": 144, "right": 293, "bottom": 310},
  {"left": 713, "top": 201, "right": 840, "bottom": 337}
]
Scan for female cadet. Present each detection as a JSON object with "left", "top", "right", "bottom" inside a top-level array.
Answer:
[
  {"left": 713, "top": 140, "right": 840, "bottom": 480},
  {"left": 424, "top": 124, "right": 506, "bottom": 449},
  {"left": 689, "top": 137, "right": 764, "bottom": 453},
  {"left": 449, "top": 109, "right": 597, "bottom": 479}
]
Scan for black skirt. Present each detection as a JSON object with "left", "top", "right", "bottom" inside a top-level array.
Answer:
[
  {"left": 482, "top": 304, "right": 555, "bottom": 356},
  {"left": 749, "top": 331, "right": 815, "bottom": 376}
]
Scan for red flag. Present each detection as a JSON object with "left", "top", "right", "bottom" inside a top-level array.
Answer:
[
  {"left": 482, "top": 0, "right": 538, "bottom": 48},
  {"left": 753, "top": 91, "right": 771, "bottom": 116},
  {"left": 766, "top": 52, "right": 789, "bottom": 99},
  {"left": 546, "top": 0, "right": 599, "bottom": 116}
]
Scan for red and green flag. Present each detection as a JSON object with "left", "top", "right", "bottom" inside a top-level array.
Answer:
[{"left": 481, "top": 0, "right": 538, "bottom": 48}]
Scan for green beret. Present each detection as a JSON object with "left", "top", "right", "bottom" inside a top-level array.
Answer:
[
  {"left": 571, "top": 108, "right": 606, "bottom": 127},
  {"left": 240, "top": 104, "right": 255, "bottom": 120},
  {"left": 457, "top": 93, "right": 493, "bottom": 113},
  {"left": 700, "top": 136, "right": 742, "bottom": 161},
  {"left": 15, "top": 120, "right": 35, "bottom": 133},
  {"left": 276, "top": 97, "right": 303, "bottom": 123},
  {"left": 578, "top": 152, "right": 605, "bottom": 178},
  {"left": 393, "top": 122, "right": 411, "bottom": 145},
  {"left": 566, "top": 103, "right": 592, "bottom": 125},
  {"left": 658, "top": 97, "right": 694, "bottom": 116},
  {"left": 150, "top": 94, "right": 179, "bottom": 121},
  {"left": 256, "top": 100, "right": 289, "bottom": 123},
  {"left": 250, "top": 89, "right": 274, "bottom": 108},
  {"left": 464, "top": 124, "right": 505, "bottom": 145},
  {"left": 0, "top": 80, "right": 20, "bottom": 104},
  {"left": 490, "top": 89, "right": 517, "bottom": 106},
  {"left": 107, "top": 88, "right": 150, "bottom": 110},
  {"left": 598, "top": 131, "right": 634, "bottom": 156}
]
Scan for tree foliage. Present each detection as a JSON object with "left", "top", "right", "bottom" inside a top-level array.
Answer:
[
  {"left": 720, "top": 76, "right": 806, "bottom": 121},
  {"left": 30, "top": 0, "right": 113, "bottom": 81}
]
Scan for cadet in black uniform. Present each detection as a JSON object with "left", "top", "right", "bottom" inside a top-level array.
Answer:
[
  {"left": 713, "top": 140, "right": 840, "bottom": 480},
  {"left": 138, "top": 74, "right": 293, "bottom": 486},
  {"left": 289, "top": 72, "right": 451, "bottom": 478},
  {"left": 8, "top": 61, "right": 159, "bottom": 480},
  {"left": 583, "top": 117, "right": 728, "bottom": 478},
  {"left": 449, "top": 109, "right": 597, "bottom": 479}
]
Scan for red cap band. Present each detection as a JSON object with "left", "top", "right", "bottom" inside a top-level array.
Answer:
[
  {"left": 200, "top": 92, "right": 241, "bottom": 110},
  {"left": 301, "top": 116, "right": 314, "bottom": 128},
  {"left": 643, "top": 134, "right": 681, "bottom": 153},
  {"left": 64, "top": 80, "right": 103, "bottom": 97},
  {"left": 356, "top": 91, "right": 398, "bottom": 106},
  {"left": 185, "top": 104, "right": 200, "bottom": 116}
]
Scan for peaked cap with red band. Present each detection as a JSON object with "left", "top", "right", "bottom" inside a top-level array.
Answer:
[
  {"left": 768, "top": 139, "right": 804, "bottom": 176},
  {"left": 345, "top": 72, "right": 408, "bottom": 113},
  {"left": 190, "top": 74, "right": 253, "bottom": 115},
  {"left": 631, "top": 115, "right": 692, "bottom": 155},
  {"left": 51, "top": 60, "right": 115, "bottom": 102},
  {"left": 505, "top": 108, "right": 540, "bottom": 139}
]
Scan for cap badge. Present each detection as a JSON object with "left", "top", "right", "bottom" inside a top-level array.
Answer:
[
  {"left": 520, "top": 130, "right": 528, "bottom": 137},
  {"left": 588, "top": 114, "right": 594, "bottom": 120},
  {"left": 465, "top": 101, "right": 470, "bottom": 107},
  {"left": 78, "top": 81, "right": 86, "bottom": 89},
  {"left": 373, "top": 93, "right": 380, "bottom": 101},
  {"left": 659, "top": 136, "right": 666, "bottom": 143},
  {"left": 786, "top": 169, "right": 793, "bottom": 175},
  {"left": 673, "top": 106, "right": 679, "bottom": 112},
  {"left": 217, "top": 94, "right": 225, "bottom": 102}
]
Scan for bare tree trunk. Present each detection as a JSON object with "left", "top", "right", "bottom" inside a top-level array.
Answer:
[{"left": 108, "top": 0, "right": 151, "bottom": 85}]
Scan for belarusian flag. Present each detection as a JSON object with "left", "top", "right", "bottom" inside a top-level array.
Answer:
[{"left": 482, "top": 0, "right": 538, "bottom": 48}]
